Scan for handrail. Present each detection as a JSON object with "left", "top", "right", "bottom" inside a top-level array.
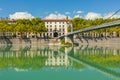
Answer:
[{"left": 58, "top": 20, "right": 120, "bottom": 38}]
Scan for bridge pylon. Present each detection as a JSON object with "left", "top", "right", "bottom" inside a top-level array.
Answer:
[{"left": 65, "top": 35, "right": 74, "bottom": 46}]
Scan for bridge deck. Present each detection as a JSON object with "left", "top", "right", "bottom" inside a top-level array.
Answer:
[{"left": 58, "top": 20, "right": 120, "bottom": 38}]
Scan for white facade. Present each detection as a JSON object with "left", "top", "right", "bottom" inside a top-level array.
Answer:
[{"left": 44, "top": 19, "right": 71, "bottom": 38}]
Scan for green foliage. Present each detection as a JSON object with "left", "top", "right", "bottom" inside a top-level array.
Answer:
[
  {"left": 61, "top": 38, "right": 65, "bottom": 44},
  {"left": 0, "top": 18, "right": 47, "bottom": 38},
  {"left": 65, "top": 42, "right": 72, "bottom": 46},
  {"left": 31, "top": 18, "right": 47, "bottom": 33},
  {"left": 59, "top": 47, "right": 65, "bottom": 53},
  {"left": 60, "top": 38, "right": 72, "bottom": 46},
  {"left": 75, "top": 53, "right": 120, "bottom": 68},
  {"left": 72, "top": 18, "right": 120, "bottom": 33},
  {"left": 0, "top": 17, "right": 120, "bottom": 38},
  {"left": 0, "top": 20, "right": 8, "bottom": 32},
  {"left": 0, "top": 56, "right": 47, "bottom": 70},
  {"left": 72, "top": 60, "right": 85, "bottom": 70}
]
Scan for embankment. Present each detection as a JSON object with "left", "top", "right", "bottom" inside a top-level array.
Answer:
[{"left": 0, "top": 37, "right": 120, "bottom": 46}]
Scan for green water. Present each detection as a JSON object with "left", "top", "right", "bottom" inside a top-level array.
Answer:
[{"left": 0, "top": 44, "right": 120, "bottom": 80}]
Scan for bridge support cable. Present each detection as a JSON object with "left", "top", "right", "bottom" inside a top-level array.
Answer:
[
  {"left": 59, "top": 20, "right": 120, "bottom": 38},
  {"left": 108, "top": 9, "right": 120, "bottom": 19}
]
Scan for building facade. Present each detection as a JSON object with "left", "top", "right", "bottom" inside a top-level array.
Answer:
[{"left": 43, "top": 19, "right": 71, "bottom": 38}]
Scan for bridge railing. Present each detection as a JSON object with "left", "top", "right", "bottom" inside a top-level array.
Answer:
[
  {"left": 58, "top": 20, "right": 120, "bottom": 38},
  {"left": 73, "top": 20, "right": 120, "bottom": 34}
]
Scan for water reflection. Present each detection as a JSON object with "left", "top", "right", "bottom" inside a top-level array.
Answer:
[
  {"left": 68, "top": 45, "right": 120, "bottom": 79},
  {"left": 0, "top": 45, "right": 72, "bottom": 70},
  {"left": 0, "top": 44, "right": 120, "bottom": 80}
]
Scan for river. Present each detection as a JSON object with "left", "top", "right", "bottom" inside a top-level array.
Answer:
[{"left": 0, "top": 44, "right": 120, "bottom": 80}]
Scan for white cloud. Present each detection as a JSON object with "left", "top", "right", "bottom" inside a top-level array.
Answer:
[
  {"left": 85, "top": 12, "right": 102, "bottom": 20},
  {"left": 44, "top": 13, "right": 71, "bottom": 19},
  {"left": 9, "top": 12, "right": 34, "bottom": 20},
  {"left": 76, "top": 11, "right": 83, "bottom": 14},
  {"left": 65, "top": 12, "right": 71, "bottom": 15},
  {"left": 104, "top": 12, "right": 120, "bottom": 19}
]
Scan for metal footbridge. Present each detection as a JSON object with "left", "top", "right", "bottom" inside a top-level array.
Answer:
[{"left": 58, "top": 20, "right": 120, "bottom": 39}]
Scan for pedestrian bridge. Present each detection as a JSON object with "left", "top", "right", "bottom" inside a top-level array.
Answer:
[{"left": 58, "top": 20, "right": 120, "bottom": 39}]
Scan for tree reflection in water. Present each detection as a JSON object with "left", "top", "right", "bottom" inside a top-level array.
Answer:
[
  {"left": 0, "top": 45, "right": 73, "bottom": 70},
  {"left": 68, "top": 45, "right": 120, "bottom": 79},
  {"left": 0, "top": 44, "right": 120, "bottom": 80}
]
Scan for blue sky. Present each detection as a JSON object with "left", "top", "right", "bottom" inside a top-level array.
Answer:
[{"left": 0, "top": 0, "right": 120, "bottom": 19}]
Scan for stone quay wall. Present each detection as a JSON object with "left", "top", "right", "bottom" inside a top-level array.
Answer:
[
  {"left": 0, "top": 38, "right": 61, "bottom": 45},
  {"left": 74, "top": 37, "right": 120, "bottom": 45},
  {"left": 0, "top": 37, "right": 120, "bottom": 45}
]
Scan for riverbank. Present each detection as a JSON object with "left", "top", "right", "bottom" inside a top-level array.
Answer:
[
  {"left": 0, "top": 37, "right": 120, "bottom": 46},
  {"left": 75, "top": 37, "right": 120, "bottom": 45},
  {"left": 0, "top": 38, "right": 61, "bottom": 45}
]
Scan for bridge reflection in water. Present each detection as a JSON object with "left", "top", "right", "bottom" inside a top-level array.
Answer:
[
  {"left": 67, "top": 45, "right": 120, "bottom": 80},
  {"left": 0, "top": 44, "right": 120, "bottom": 80}
]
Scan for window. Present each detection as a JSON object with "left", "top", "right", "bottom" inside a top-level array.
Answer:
[
  {"left": 59, "top": 33, "right": 61, "bottom": 36},
  {"left": 47, "top": 33, "right": 48, "bottom": 36},
  {"left": 59, "top": 25, "right": 61, "bottom": 27},
  {"left": 47, "top": 29, "right": 48, "bottom": 31},
  {"left": 55, "top": 22, "right": 56, "bottom": 24},
  {"left": 55, "top": 25, "right": 57, "bottom": 28},
  {"left": 59, "top": 29, "right": 61, "bottom": 32},
  {"left": 50, "top": 33, "right": 52, "bottom": 36},
  {"left": 63, "top": 25, "right": 64, "bottom": 27},
  {"left": 50, "top": 25, "right": 52, "bottom": 27},
  {"left": 40, "top": 33, "right": 41, "bottom": 37},
  {"left": 63, "top": 29, "right": 64, "bottom": 32},
  {"left": 46, "top": 25, "right": 49, "bottom": 28},
  {"left": 50, "top": 29, "right": 52, "bottom": 32}
]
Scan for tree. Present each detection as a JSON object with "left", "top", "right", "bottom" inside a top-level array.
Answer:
[
  {"left": 0, "top": 20, "right": 9, "bottom": 37},
  {"left": 72, "top": 17, "right": 120, "bottom": 37},
  {"left": 31, "top": 18, "right": 47, "bottom": 38}
]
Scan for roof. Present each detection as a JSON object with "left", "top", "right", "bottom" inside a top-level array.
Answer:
[
  {"left": 8, "top": 19, "right": 17, "bottom": 22},
  {"left": 43, "top": 19, "right": 72, "bottom": 22},
  {"left": 8, "top": 19, "right": 72, "bottom": 23}
]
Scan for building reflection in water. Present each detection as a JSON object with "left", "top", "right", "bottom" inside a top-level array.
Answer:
[
  {"left": 0, "top": 45, "right": 69, "bottom": 69},
  {"left": 0, "top": 44, "right": 120, "bottom": 80},
  {"left": 0, "top": 44, "right": 120, "bottom": 70},
  {"left": 45, "top": 50, "right": 69, "bottom": 67}
]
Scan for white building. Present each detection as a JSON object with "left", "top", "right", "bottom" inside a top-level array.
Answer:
[{"left": 43, "top": 18, "right": 71, "bottom": 38}]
